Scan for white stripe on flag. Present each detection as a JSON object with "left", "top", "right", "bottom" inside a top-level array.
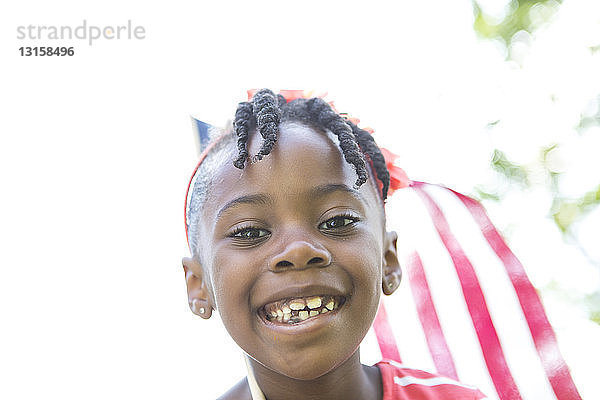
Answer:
[{"left": 393, "top": 375, "right": 478, "bottom": 389}]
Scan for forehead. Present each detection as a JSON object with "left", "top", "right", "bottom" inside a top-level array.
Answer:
[{"left": 202, "top": 122, "right": 382, "bottom": 219}]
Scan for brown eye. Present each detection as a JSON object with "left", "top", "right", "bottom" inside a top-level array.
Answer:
[
  {"left": 231, "top": 227, "right": 269, "bottom": 240},
  {"left": 319, "top": 215, "right": 358, "bottom": 230}
]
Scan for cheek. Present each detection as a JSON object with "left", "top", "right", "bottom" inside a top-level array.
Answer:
[
  {"left": 357, "top": 228, "right": 384, "bottom": 277},
  {"left": 208, "top": 250, "right": 265, "bottom": 351},
  {"left": 209, "top": 248, "right": 257, "bottom": 316},
  {"left": 337, "top": 229, "right": 383, "bottom": 301},
  {"left": 352, "top": 250, "right": 381, "bottom": 291}
]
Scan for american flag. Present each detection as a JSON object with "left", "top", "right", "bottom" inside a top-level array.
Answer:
[{"left": 364, "top": 182, "right": 581, "bottom": 400}]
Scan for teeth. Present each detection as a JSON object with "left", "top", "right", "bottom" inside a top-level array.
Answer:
[
  {"left": 263, "top": 295, "right": 344, "bottom": 324},
  {"left": 289, "top": 301, "right": 306, "bottom": 310},
  {"left": 306, "top": 297, "right": 322, "bottom": 309},
  {"left": 325, "top": 300, "right": 335, "bottom": 311}
]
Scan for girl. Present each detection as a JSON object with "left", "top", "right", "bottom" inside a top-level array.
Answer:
[{"left": 182, "top": 89, "right": 487, "bottom": 399}]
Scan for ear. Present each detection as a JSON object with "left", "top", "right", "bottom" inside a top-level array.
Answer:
[
  {"left": 382, "top": 231, "right": 401, "bottom": 295},
  {"left": 182, "top": 257, "right": 214, "bottom": 319}
]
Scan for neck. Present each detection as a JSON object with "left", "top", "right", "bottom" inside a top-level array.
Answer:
[{"left": 247, "top": 350, "right": 382, "bottom": 400}]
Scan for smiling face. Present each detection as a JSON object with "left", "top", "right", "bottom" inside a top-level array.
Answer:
[{"left": 184, "top": 122, "right": 400, "bottom": 380}]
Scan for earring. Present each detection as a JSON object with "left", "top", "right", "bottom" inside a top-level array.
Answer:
[
  {"left": 383, "top": 276, "right": 398, "bottom": 295},
  {"left": 191, "top": 299, "right": 211, "bottom": 318}
]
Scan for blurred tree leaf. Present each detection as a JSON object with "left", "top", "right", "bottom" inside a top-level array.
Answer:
[
  {"left": 491, "top": 149, "right": 530, "bottom": 186},
  {"left": 474, "top": 185, "right": 501, "bottom": 201},
  {"left": 577, "top": 95, "right": 600, "bottom": 134},
  {"left": 552, "top": 201, "right": 580, "bottom": 232},
  {"left": 551, "top": 184, "right": 600, "bottom": 233},
  {"left": 585, "top": 292, "right": 600, "bottom": 325}
]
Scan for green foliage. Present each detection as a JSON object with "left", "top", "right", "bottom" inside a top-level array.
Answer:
[
  {"left": 474, "top": 185, "right": 501, "bottom": 201},
  {"left": 491, "top": 149, "right": 529, "bottom": 187},
  {"left": 481, "top": 144, "right": 600, "bottom": 234},
  {"left": 585, "top": 292, "right": 600, "bottom": 325},
  {"left": 552, "top": 185, "right": 600, "bottom": 232},
  {"left": 476, "top": 143, "right": 600, "bottom": 324},
  {"left": 473, "top": 0, "right": 562, "bottom": 47}
]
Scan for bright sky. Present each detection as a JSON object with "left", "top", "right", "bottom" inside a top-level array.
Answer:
[{"left": 1, "top": 0, "right": 599, "bottom": 399}]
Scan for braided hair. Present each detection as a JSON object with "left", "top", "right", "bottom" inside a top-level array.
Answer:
[{"left": 233, "top": 89, "right": 390, "bottom": 199}]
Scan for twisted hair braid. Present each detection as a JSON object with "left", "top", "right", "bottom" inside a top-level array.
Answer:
[
  {"left": 252, "top": 89, "right": 281, "bottom": 162},
  {"left": 347, "top": 121, "right": 391, "bottom": 200},
  {"left": 303, "top": 97, "right": 368, "bottom": 189},
  {"left": 276, "top": 94, "right": 287, "bottom": 108},
  {"left": 233, "top": 101, "right": 254, "bottom": 169}
]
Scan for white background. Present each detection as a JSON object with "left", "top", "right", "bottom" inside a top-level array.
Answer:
[{"left": 1, "top": 1, "right": 599, "bottom": 398}]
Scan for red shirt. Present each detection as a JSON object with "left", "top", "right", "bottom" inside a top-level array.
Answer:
[{"left": 376, "top": 360, "right": 487, "bottom": 400}]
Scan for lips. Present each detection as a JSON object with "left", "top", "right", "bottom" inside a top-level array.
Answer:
[{"left": 260, "top": 295, "right": 346, "bottom": 324}]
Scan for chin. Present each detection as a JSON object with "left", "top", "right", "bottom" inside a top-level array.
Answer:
[{"left": 266, "top": 345, "right": 357, "bottom": 381}]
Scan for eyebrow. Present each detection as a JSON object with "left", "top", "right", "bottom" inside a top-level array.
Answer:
[
  {"left": 216, "top": 193, "right": 272, "bottom": 219},
  {"left": 308, "top": 183, "right": 365, "bottom": 203}
]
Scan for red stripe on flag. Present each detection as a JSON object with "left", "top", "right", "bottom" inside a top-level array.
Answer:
[
  {"left": 406, "top": 251, "right": 459, "bottom": 380},
  {"left": 412, "top": 182, "right": 522, "bottom": 400},
  {"left": 448, "top": 187, "right": 582, "bottom": 400},
  {"left": 373, "top": 302, "right": 402, "bottom": 363}
]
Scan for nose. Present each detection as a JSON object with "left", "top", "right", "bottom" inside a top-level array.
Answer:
[{"left": 269, "top": 240, "right": 332, "bottom": 271}]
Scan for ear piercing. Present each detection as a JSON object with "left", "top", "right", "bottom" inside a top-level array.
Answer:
[{"left": 191, "top": 299, "right": 207, "bottom": 316}]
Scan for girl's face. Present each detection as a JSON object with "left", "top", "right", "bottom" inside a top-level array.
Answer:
[{"left": 191, "top": 123, "right": 397, "bottom": 380}]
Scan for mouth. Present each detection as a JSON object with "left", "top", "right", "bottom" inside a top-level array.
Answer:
[{"left": 259, "top": 295, "right": 346, "bottom": 325}]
